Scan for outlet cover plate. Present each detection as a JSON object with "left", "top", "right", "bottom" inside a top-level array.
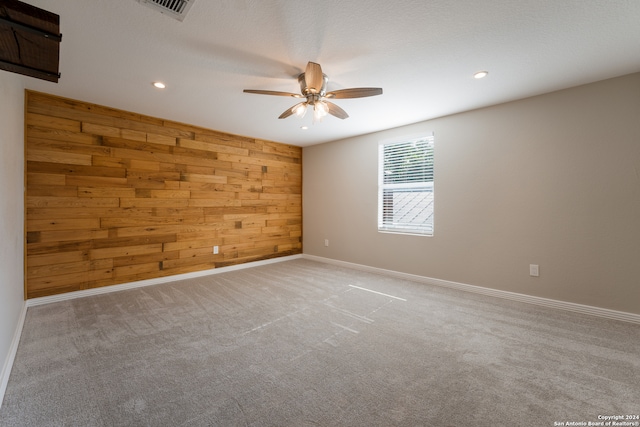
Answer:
[{"left": 530, "top": 264, "right": 539, "bottom": 277}]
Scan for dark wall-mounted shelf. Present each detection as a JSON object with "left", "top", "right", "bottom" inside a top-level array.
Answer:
[{"left": 0, "top": 0, "right": 61, "bottom": 83}]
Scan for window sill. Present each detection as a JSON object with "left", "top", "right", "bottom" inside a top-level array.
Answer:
[{"left": 378, "top": 229, "right": 433, "bottom": 237}]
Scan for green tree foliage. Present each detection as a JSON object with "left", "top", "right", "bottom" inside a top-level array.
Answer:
[{"left": 383, "top": 138, "right": 434, "bottom": 184}]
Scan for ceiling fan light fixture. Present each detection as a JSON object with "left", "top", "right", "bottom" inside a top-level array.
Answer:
[
  {"left": 293, "top": 103, "right": 308, "bottom": 118},
  {"left": 313, "top": 100, "right": 329, "bottom": 121}
]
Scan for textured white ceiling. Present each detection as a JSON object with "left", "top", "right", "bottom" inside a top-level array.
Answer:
[{"left": 21, "top": 0, "right": 640, "bottom": 146}]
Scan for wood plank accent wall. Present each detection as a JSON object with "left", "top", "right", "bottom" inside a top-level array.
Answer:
[{"left": 24, "top": 91, "right": 302, "bottom": 299}]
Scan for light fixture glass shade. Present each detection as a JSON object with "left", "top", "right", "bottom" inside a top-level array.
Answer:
[
  {"left": 293, "top": 103, "right": 308, "bottom": 118},
  {"left": 313, "top": 101, "right": 329, "bottom": 121}
]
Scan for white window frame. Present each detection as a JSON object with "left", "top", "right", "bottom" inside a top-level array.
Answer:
[{"left": 378, "top": 134, "right": 434, "bottom": 236}]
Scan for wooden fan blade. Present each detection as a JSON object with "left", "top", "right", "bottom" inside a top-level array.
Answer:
[
  {"left": 278, "top": 102, "right": 306, "bottom": 119},
  {"left": 326, "top": 101, "right": 349, "bottom": 119},
  {"left": 305, "top": 62, "right": 324, "bottom": 94},
  {"left": 325, "top": 87, "right": 383, "bottom": 99},
  {"left": 244, "top": 89, "right": 303, "bottom": 98}
]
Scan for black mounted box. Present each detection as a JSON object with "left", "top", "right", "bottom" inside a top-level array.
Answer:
[{"left": 0, "top": 0, "right": 61, "bottom": 82}]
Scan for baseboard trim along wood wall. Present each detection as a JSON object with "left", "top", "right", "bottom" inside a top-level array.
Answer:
[
  {"left": 26, "top": 254, "right": 303, "bottom": 307},
  {"left": 302, "top": 255, "right": 640, "bottom": 325}
]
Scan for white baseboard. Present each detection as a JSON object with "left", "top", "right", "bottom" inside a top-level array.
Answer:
[
  {"left": 0, "top": 301, "right": 27, "bottom": 410},
  {"left": 302, "top": 254, "right": 640, "bottom": 325},
  {"left": 27, "top": 254, "right": 302, "bottom": 307}
]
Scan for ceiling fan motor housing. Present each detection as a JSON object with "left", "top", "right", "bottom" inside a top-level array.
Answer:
[{"left": 298, "top": 73, "right": 329, "bottom": 96}]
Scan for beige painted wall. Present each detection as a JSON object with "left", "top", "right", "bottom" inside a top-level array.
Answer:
[
  {"left": 0, "top": 71, "right": 26, "bottom": 394},
  {"left": 303, "top": 72, "right": 640, "bottom": 315}
]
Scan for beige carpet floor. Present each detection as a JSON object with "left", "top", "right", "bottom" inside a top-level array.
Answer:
[{"left": 1, "top": 259, "right": 638, "bottom": 426}]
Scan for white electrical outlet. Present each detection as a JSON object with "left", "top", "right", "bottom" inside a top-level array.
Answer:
[
  {"left": 213, "top": 246, "right": 219, "bottom": 254},
  {"left": 324, "top": 239, "right": 329, "bottom": 247},
  {"left": 529, "top": 264, "right": 539, "bottom": 277}
]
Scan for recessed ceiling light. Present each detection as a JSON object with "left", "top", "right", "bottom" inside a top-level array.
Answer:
[
  {"left": 153, "top": 82, "right": 166, "bottom": 89},
  {"left": 473, "top": 71, "right": 488, "bottom": 79},
  {"left": 300, "top": 126, "right": 309, "bottom": 130}
]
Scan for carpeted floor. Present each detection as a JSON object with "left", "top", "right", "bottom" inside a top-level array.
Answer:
[{"left": 1, "top": 259, "right": 638, "bottom": 426}]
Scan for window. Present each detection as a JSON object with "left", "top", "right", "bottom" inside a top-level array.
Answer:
[{"left": 378, "top": 135, "right": 434, "bottom": 235}]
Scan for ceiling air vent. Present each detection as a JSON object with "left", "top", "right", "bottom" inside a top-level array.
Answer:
[{"left": 135, "top": 0, "right": 195, "bottom": 21}]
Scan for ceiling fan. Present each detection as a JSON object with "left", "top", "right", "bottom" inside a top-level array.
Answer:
[{"left": 243, "top": 61, "right": 382, "bottom": 121}]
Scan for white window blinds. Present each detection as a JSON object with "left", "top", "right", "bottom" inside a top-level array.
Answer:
[{"left": 378, "top": 135, "right": 434, "bottom": 235}]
